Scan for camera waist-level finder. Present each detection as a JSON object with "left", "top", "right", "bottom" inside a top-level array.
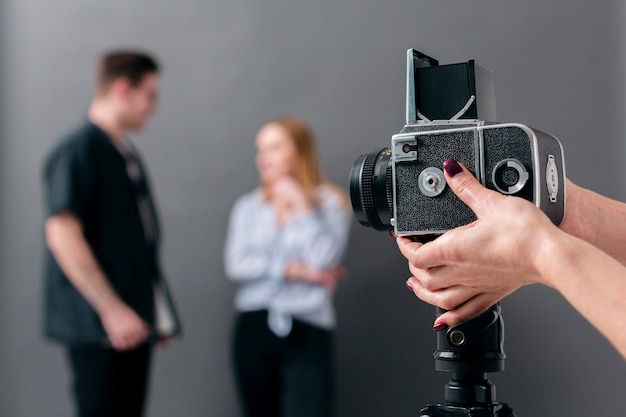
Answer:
[
  {"left": 350, "top": 49, "right": 566, "bottom": 237},
  {"left": 406, "top": 49, "right": 496, "bottom": 123}
]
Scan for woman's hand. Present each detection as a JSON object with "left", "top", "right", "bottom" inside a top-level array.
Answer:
[
  {"left": 396, "top": 159, "right": 562, "bottom": 330},
  {"left": 271, "top": 177, "right": 313, "bottom": 217},
  {"left": 285, "top": 262, "right": 347, "bottom": 291}
]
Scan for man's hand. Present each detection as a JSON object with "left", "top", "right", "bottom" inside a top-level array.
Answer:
[{"left": 100, "top": 300, "right": 151, "bottom": 351}]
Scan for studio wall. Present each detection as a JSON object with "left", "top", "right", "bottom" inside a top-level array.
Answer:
[{"left": 0, "top": 1, "right": 624, "bottom": 416}]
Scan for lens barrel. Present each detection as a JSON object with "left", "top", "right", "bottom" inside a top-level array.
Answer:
[{"left": 349, "top": 148, "right": 394, "bottom": 231}]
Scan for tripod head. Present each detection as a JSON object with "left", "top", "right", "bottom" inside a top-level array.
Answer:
[{"left": 421, "top": 304, "right": 516, "bottom": 417}]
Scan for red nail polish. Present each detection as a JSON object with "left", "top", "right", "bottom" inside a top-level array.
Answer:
[
  {"left": 406, "top": 280, "right": 414, "bottom": 292},
  {"left": 443, "top": 159, "right": 462, "bottom": 177},
  {"left": 433, "top": 323, "right": 449, "bottom": 332}
]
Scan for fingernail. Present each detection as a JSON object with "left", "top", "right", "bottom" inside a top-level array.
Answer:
[
  {"left": 443, "top": 159, "right": 462, "bottom": 177},
  {"left": 433, "top": 323, "right": 449, "bottom": 332},
  {"left": 406, "top": 280, "right": 414, "bottom": 292}
]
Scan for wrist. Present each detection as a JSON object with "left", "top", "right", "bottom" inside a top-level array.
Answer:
[
  {"left": 285, "top": 262, "right": 305, "bottom": 282},
  {"left": 561, "top": 180, "right": 596, "bottom": 245},
  {"left": 96, "top": 295, "right": 126, "bottom": 317},
  {"left": 535, "top": 228, "right": 580, "bottom": 289},
  {"left": 292, "top": 198, "right": 313, "bottom": 216}
]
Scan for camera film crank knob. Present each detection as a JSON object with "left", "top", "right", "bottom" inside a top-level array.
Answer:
[
  {"left": 418, "top": 167, "right": 446, "bottom": 197},
  {"left": 492, "top": 158, "right": 529, "bottom": 195}
]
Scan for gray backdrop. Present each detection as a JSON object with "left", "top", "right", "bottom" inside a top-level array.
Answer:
[{"left": 1, "top": 1, "right": 625, "bottom": 416}]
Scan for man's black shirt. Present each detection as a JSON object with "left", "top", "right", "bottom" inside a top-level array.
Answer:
[{"left": 43, "top": 120, "right": 180, "bottom": 345}]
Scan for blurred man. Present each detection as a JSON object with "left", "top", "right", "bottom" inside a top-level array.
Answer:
[{"left": 43, "top": 50, "right": 181, "bottom": 417}]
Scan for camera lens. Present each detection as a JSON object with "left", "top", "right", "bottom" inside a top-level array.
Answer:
[{"left": 349, "top": 148, "right": 394, "bottom": 231}]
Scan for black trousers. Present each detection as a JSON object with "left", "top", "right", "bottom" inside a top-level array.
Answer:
[
  {"left": 66, "top": 343, "right": 152, "bottom": 417},
  {"left": 233, "top": 310, "right": 334, "bottom": 417}
]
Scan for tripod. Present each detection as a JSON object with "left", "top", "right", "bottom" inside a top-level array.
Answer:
[{"left": 420, "top": 304, "right": 516, "bottom": 417}]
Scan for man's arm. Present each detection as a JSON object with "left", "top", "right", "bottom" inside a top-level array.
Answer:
[{"left": 45, "top": 211, "right": 150, "bottom": 351}]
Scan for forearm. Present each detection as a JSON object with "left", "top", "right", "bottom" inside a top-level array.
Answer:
[
  {"left": 224, "top": 247, "right": 281, "bottom": 282},
  {"left": 284, "top": 261, "right": 322, "bottom": 281},
  {"left": 45, "top": 214, "right": 123, "bottom": 314},
  {"left": 46, "top": 212, "right": 151, "bottom": 351},
  {"left": 540, "top": 231, "right": 626, "bottom": 359},
  {"left": 562, "top": 180, "right": 626, "bottom": 264}
]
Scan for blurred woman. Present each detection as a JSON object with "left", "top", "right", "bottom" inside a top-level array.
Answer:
[{"left": 224, "top": 117, "right": 351, "bottom": 417}]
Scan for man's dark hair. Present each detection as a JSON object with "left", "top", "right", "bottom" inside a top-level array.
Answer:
[{"left": 96, "top": 50, "right": 159, "bottom": 95}]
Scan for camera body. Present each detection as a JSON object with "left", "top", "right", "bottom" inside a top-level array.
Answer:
[
  {"left": 391, "top": 120, "right": 565, "bottom": 235},
  {"left": 350, "top": 50, "right": 566, "bottom": 236}
]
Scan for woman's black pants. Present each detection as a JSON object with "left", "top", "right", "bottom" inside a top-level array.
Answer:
[{"left": 233, "top": 310, "right": 334, "bottom": 417}]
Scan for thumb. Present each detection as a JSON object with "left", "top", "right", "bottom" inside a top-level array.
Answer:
[{"left": 443, "top": 159, "right": 504, "bottom": 217}]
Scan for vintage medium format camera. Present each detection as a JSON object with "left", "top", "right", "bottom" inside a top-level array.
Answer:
[{"left": 350, "top": 50, "right": 566, "bottom": 236}]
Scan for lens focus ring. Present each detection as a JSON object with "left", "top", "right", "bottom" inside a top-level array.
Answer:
[{"left": 349, "top": 148, "right": 393, "bottom": 231}]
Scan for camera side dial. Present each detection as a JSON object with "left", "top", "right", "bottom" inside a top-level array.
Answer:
[{"left": 491, "top": 158, "right": 529, "bottom": 195}]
